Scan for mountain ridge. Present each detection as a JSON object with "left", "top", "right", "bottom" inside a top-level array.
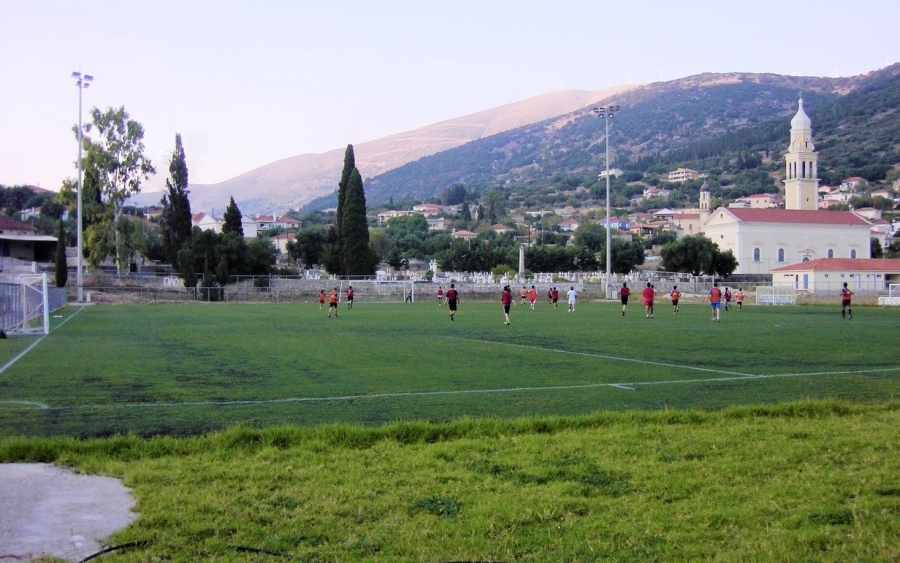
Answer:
[{"left": 173, "top": 85, "right": 640, "bottom": 215}]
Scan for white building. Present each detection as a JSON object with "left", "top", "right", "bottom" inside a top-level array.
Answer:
[
  {"left": 703, "top": 99, "right": 872, "bottom": 274},
  {"left": 703, "top": 208, "right": 871, "bottom": 274},
  {"left": 772, "top": 258, "right": 900, "bottom": 292},
  {"left": 668, "top": 168, "right": 700, "bottom": 182}
]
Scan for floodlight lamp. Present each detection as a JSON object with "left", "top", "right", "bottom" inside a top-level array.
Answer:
[
  {"left": 84, "top": 75, "right": 93, "bottom": 82},
  {"left": 71, "top": 71, "right": 81, "bottom": 78}
]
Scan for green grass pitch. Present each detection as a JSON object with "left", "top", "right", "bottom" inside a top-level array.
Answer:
[{"left": 1, "top": 299, "right": 898, "bottom": 437}]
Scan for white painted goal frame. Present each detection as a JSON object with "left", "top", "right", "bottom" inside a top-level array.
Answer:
[
  {"left": 878, "top": 284, "right": 900, "bottom": 306},
  {"left": 755, "top": 285, "right": 796, "bottom": 306},
  {"left": 6, "top": 274, "right": 51, "bottom": 335}
]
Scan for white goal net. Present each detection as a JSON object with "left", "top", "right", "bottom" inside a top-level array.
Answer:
[{"left": 755, "top": 285, "right": 796, "bottom": 305}]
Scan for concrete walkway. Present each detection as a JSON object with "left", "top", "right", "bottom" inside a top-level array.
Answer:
[{"left": 0, "top": 463, "right": 136, "bottom": 562}]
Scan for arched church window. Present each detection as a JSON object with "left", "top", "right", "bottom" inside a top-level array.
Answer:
[
  {"left": 778, "top": 248, "right": 785, "bottom": 262},
  {"left": 827, "top": 249, "right": 834, "bottom": 258},
  {"left": 753, "top": 248, "right": 760, "bottom": 262},
  {"left": 802, "top": 162, "right": 806, "bottom": 179},
  {"left": 850, "top": 249, "right": 857, "bottom": 259}
]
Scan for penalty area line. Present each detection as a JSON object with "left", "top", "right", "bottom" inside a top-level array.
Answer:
[{"left": 12, "top": 365, "right": 899, "bottom": 412}]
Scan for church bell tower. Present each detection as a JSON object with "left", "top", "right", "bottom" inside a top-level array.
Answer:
[{"left": 784, "top": 97, "right": 819, "bottom": 210}]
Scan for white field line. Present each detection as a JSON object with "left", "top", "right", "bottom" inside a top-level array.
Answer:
[
  {"left": 4, "top": 366, "right": 899, "bottom": 412},
  {"left": 447, "top": 337, "right": 758, "bottom": 377},
  {"left": 0, "top": 306, "right": 85, "bottom": 378}
]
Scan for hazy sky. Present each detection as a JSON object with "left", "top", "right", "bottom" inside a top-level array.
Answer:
[{"left": 2, "top": 0, "right": 898, "bottom": 193}]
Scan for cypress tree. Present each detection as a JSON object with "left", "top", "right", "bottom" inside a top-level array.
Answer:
[
  {"left": 54, "top": 219, "right": 68, "bottom": 288},
  {"left": 335, "top": 144, "right": 355, "bottom": 237},
  {"left": 222, "top": 196, "right": 243, "bottom": 236},
  {"left": 325, "top": 144, "right": 355, "bottom": 275},
  {"left": 339, "top": 168, "right": 375, "bottom": 276},
  {"left": 160, "top": 133, "right": 192, "bottom": 266}
]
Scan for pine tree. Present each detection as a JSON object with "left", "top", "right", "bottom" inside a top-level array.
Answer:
[
  {"left": 54, "top": 219, "right": 68, "bottom": 288},
  {"left": 222, "top": 196, "right": 243, "bottom": 236},
  {"left": 339, "top": 168, "right": 375, "bottom": 276},
  {"left": 160, "top": 134, "right": 192, "bottom": 266}
]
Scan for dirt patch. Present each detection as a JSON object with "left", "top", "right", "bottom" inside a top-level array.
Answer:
[{"left": 0, "top": 463, "right": 136, "bottom": 562}]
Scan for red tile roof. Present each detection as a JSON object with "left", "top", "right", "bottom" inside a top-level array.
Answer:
[
  {"left": 772, "top": 258, "right": 900, "bottom": 272},
  {"left": 726, "top": 208, "right": 870, "bottom": 226},
  {"left": 0, "top": 216, "right": 36, "bottom": 231}
]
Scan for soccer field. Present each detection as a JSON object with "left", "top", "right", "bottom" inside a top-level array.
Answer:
[{"left": 1, "top": 299, "right": 898, "bottom": 437}]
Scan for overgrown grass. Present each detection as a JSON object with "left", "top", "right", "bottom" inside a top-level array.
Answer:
[
  {"left": 1, "top": 301, "right": 899, "bottom": 437},
  {"left": 2, "top": 401, "right": 899, "bottom": 561}
]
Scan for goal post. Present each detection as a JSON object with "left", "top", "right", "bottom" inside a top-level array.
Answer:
[
  {"left": 878, "top": 284, "right": 900, "bottom": 306},
  {"left": 755, "top": 285, "right": 796, "bottom": 306},
  {"left": 1, "top": 273, "right": 56, "bottom": 335}
]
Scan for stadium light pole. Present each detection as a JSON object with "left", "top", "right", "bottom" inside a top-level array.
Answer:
[
  {"left": 72, "top": 71, "right": 93, "bottom": 303},
  {"left": 594, "top": 104, "right": 620, "bottom": 299}
]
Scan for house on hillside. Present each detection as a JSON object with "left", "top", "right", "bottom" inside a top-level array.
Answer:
[
  {"left": 192, "top": 211, "right": 258, "bottom": 238},
  {"left": 870, "top": 220, "right": 891, "bottom": 248},
  {"left": 771, "top": 258, "right": 900, "bottom": 292},
  {"left": 192, "top": 212, "right": 221, "bottom": 233},
  {"left": 642, "top": 187, "right": 671, "bottom": 200},
  {"left": 377, "top": 210, "right": 418, "bottom": 225},
  {"left": 452, "top": 229, "right": 477, "bottom": 240},
  {"left": 735, "top": 194, "right": 779, "bottom": 209},
  {"left": 255, "top": 215, "right": 301, "bottom": 231},
  {"left": 492, "top": 223, "right": 515, "bottom": 235},
  {"left": 559, "top": 219, "right": 581, "bottom": 232},
  {"left": 668, "top": 168, "right": 700, "bottom": 182},
  {"left": 270, "top": 232, "right": 296, "bottom": 255},
  {"left": 852, "top": 207, "right": 882, "bottom": 222},
  {"left": 840, "top": 177, "right": 865, "bottom": 192},
  {"left": 427, "top": 217, "right": 452, "bottom": 231},
  {"left": 598, "top": 168, "right": 624, "bottom": 179}
]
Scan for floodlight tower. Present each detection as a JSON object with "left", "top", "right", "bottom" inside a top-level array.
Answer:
[
  {"left": 593, "top": 104, "right": 620, "bottom": 299},
  {"left": 71, "top": 71, "right": 93, "bottom": 303}
]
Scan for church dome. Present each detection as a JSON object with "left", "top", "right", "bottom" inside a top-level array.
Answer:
[
  {"left": 700, "top": 181, "right": 710, "bottom": 192},
  {"left": 791, "top": 97, "right": 811, "bottom": 130}
]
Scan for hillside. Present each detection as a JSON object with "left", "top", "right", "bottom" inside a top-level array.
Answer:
[
  {"left": 355, "top": 65, "right": 900, "bottom": 208},
  {"left": 179, "top": 85, "right": 639, "bottom": 215}
]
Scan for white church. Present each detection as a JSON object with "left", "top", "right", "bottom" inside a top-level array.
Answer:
[{"left": 701, "top": 98, "right": 872, "bottom": 275}]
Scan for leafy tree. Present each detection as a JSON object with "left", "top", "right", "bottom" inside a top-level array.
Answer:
[
  {"left": 79, "top": 106, "right": 156, "bottom": 273},
  {"left": 288, "top": 227, "right": 326, "bottom": 269},
  {"left": 574, "top": 223, "right": 606, "bottom": 253},
  {"left": 160, "top": 133, "right": 192, "bottom": 266},
  {"left": 603, "top": 239, "right": 646, "bottom": 274},
  {"left": 442, "top": 184, "right": 468, "bottom": 205},
  {"left": 321, "top": 225, "right": 343, "bottom": 274},
  {"left": 385, "top": 246, "right": 408, "bottom": 271},
  {"left": 222, "top": 196, "right": 243, "bottom": 236},
  {"left": 340, "top": 169, "right": 376, "bottom": 275},
  {"left": 660, "top": 235, "right": 737, "bottom": 276},
  {"left": 871, "top": 237, "right": 884, "bottom": 259},
  {"left": 886, "top": 240, "right": 900, "bottom": 259},
  {"left": 245, "top": 237, "right": 276, "bottom": 275},
  {"left": 54, "top": 219, "right": 68, "bottom": 288},
  {"left": 385, "top": 214, "right": 429, "bottom": 238}
]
